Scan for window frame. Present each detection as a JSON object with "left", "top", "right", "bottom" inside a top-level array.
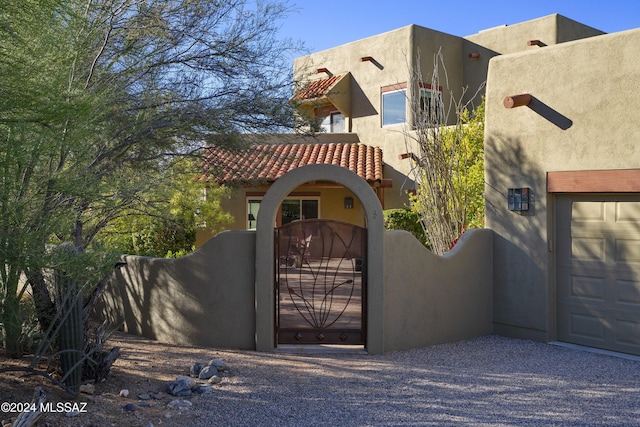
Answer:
[
  {"left": 246, "top": 195, "right": 321, "bottom": 229},
  {"left": 381, "top": 84, "right": 408, "bottom": 127},
  {"left": 418, "top": 83, "right": 444, "bottom": 126},
  {"left": 320, "top": 110, "right": 346, "bottom": 133}
]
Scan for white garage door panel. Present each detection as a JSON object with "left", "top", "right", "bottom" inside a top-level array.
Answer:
[
  {"left": 617, "top": 279, "right": 640, "bottom": 305},
  {"left": 556, "top": 195, "right": 640, "bottom": 356}
]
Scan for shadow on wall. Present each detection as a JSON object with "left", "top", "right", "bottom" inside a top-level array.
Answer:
[
  {"left": 100, "top": 230, "right": 257, "bottom": 350},
  {"left": 100, "top": 227, "right": 496, "bottom": 353},
  {"left": 484, "top": 132, "right": 550, "bottom": 340},
  {"left": 383, "top": 229, "right": 494, "bottom": 353}
]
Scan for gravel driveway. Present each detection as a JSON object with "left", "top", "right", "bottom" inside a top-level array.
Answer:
[{"left": 195, "top": 335, "right": 640, "bottom": 427}]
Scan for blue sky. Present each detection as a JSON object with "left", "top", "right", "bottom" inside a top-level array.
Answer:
[{"left": 279, "top": 0, "right": 640, "bottom": 53}]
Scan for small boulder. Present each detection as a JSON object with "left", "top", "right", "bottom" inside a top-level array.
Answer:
[
  {"left": 79, "top": 383, "right": 95, "bottom": 395},
  {"left": 167, "top": 376, "right": 196, "bottom": 397},
  {"left": 190, "top": 362, "right": 204, "bottom": 378},
  {"left": 198, "top": 365, "right": 218, "bottom": 380},
  {"left": 208, "top": 359, "right": 226, "bottom": 371}
]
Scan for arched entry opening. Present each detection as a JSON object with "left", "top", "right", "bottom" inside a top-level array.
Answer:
[{"left": 255, "top": 164, "right": 384, "bottom": 354}]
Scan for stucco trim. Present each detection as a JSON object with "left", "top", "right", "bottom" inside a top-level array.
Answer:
[
  {"left": 255, "top": 164, "right": 385, "bottom": 353},
  {"left": 547, "top": 169, "right": 640, "bottom": 193}
]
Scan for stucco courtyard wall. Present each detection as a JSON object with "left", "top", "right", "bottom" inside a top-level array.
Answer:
[
  {"left": 101, "top": 227, "right": 493, "bottom": 353},
  {"left": 100, "top": 230, "right": 256, "bottom": 350},
  {"left": 384, "top": 229, "right": 493, "bottom": 352}
]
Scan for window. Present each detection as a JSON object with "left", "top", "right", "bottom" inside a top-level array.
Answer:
[
  {"left": 418, "top": 85, "right": 443, "bottom": 125},
  {"left": 281, "top": 199, "right": 319, "bottom": 224},
  {"left": 382, "top": 89, "right": 407, "bottom": 126},
  {"left": 246, "top": 197, "right": 319, "bottom": 229},
  {"left": 247, "top": 199, "right": 261, "bottom": 229},
  {"left": 320, "top": 111, "right": 345, "bottom": 133}
]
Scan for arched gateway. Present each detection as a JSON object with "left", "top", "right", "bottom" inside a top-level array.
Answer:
[{"left": 255, "top": 164, "right": 384, "bottom": 354}]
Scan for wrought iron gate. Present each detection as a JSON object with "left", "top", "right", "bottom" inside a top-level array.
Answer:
[{"left": 276, "top": 219, "right": 366, "bottom": 345}]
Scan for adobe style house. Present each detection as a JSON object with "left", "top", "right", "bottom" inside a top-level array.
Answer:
[
  {"left": 198, "top": 14, "right": 604, "bottom": 246},
  {"left": 106, "top": 15, "right": 640, "bottom": 357}
]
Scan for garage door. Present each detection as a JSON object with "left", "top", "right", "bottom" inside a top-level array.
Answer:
[{"left": 556, "top": 195, "right": 640, "bottom": 356}]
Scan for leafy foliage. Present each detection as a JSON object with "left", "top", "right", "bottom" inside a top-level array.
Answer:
[
  {"left": 0, "top": 0, "right": 300, "bottom": 392},
  {"left": 383, "top": 209, "right": 426, "bottom": 244},
  {"left": 404, "top": 50, "right": 485, "bottom": 254},
  {"left": 96, "top": 159, "right": 233, "bottom": 258}
]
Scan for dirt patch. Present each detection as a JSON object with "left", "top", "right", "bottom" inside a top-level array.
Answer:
[{"left": 0, "top": 331, "right": 227, "bottom": 427}]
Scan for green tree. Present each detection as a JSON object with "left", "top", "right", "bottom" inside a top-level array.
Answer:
[
  {"left": 0, "top": 0, "right": 299, "bottom": 383},
  {"left": 404, "top": 50, "right": 485, "bottom": 254},
  {"left": 96, "top": 159, "right": 233, "bottom": 257}
]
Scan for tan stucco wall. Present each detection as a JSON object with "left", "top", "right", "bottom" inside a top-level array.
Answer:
[
  {"left": 293, "top": 16, "right": 602, "bottom": 212},
  {"left": 464, "top": 14, "right": 604, "bottom": 55},
  {"left": 103, "top": 167, "right": 493, "bottom": 354},
  {"left": 484, "top": 28, "right": 640, "bottom": 341},
  {"left": 101, "top": 230, "right": 256, "bottom": 350},
  {"left": 384, "top": 229, "right": 493, "bottom": 352},
  {"left": 294, "top": 25, "right": 464, "bottom": 210}
]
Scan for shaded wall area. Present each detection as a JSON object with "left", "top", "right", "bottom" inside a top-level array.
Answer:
[
  {"left": 100, "top": 230, "right": 256, "bottom": 350},
  {"left": 101, "top": 228, "right": 493, "bottom": 353},
  {"left": 384, "top": 229, "right": 493, "bottom": 352}
]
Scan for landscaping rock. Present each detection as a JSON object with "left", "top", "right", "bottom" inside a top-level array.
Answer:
[
  {"left": 208, "top": 359, "right": 226, "bottom": 371},
  {"left": 208, "top": 375, "right": 223, "bottom": 385},
  {"left": 198, "top": 365, "right": 218, "bottom": 380},
  {"left": 167, "top": 376, "right": 196, "bottom": 397},
  {"left": 190, "top": 362, "right": 204, "bottom": 377},
  {"left": 79, "top": 383, "right": 95, "bottom": 395}
]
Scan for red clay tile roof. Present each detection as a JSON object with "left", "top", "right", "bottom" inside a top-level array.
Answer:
[
  {"left": 292, "top": 75, "right": 343, "bottom": 101},
  {"left": 204, "top": 142, "right": 384, "bottom": 186}
]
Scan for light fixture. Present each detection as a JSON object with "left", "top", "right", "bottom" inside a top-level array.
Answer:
[
  {"left": 508, "top": 188, "right": 530, "bottom": 211},
  {"left": 468, "top": 52, "right": 480, "bottom": 59},
  {"left": 248, "top": 213, "right": 256, "bottom": 221},
  {"left": 344, "top": 197, "right": 354, "bottom": 209}
]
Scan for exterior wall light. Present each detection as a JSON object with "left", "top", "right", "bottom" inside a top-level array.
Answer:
[
  {"left": 468, "top": 52, "right": 480, "bottom": 59},
  {"left": 344, "top": 197, "right": 354, "bottom": 209},
  {"left": 508, "top": 188, "right": 530, "bottom": 211}
]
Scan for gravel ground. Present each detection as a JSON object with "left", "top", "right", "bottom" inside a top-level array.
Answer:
[{"left": 191, "top": 335, "right": 640, "bottom": 427}]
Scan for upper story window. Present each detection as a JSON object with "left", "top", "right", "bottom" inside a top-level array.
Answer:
[
  {"left": 381, "top": 88, "right": 407, "bottom": 126},
  {"left": 320, "top": 111, "right": 345, "bottom": 133},
  {"left": 418, "top": 84, "right": 443, "bottom": 125}
]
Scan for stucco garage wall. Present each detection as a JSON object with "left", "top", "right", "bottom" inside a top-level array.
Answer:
[
  {"left": 384, "top": 229, "right": 493, "bottom": 352},
  {"left": 484, "top": 29, "right": 640, "bottom": 341},
  {"left": 101, "top": 230, "right": 256, "bottom": 350}
]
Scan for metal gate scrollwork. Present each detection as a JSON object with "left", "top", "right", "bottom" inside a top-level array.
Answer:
[{"left": 276, "top": 219, "right": 366, "bottom": 345}]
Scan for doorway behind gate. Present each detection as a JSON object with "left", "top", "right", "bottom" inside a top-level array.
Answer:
[{"left": 276, "top": 219, "right": 367, "bottom": 345}]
